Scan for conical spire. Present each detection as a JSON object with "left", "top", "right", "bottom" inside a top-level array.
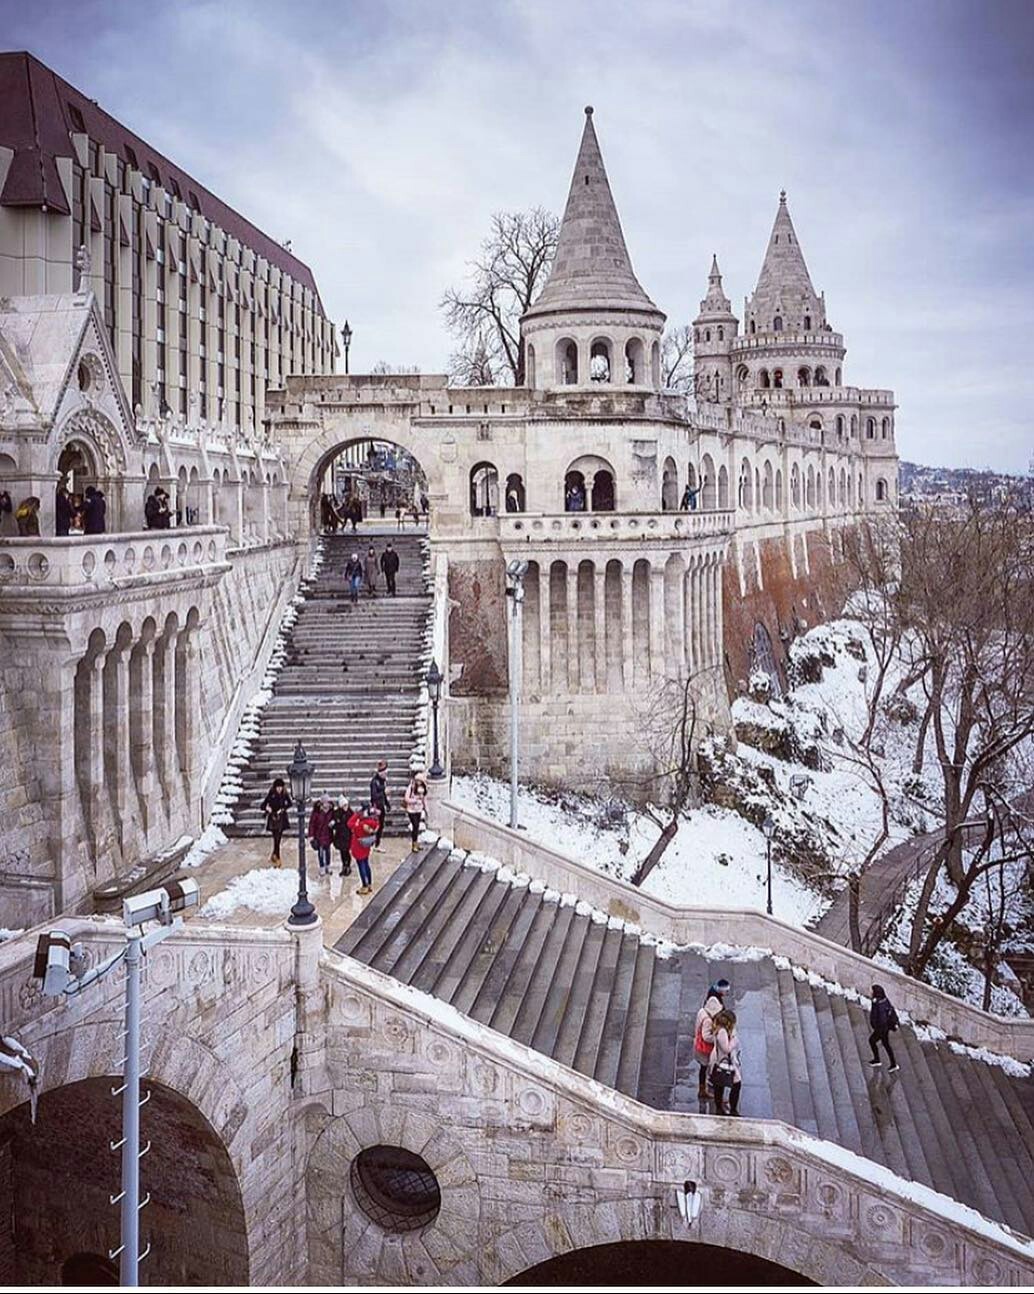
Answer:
[
  {"left": 749, "top": 191, "right": 822, "bottom": 326},
  {"left": 524, "top": 107, "right": 661, "bottom": 319},
  {"left": 697, "top": 253, "right": 733, "bottom": 319}
]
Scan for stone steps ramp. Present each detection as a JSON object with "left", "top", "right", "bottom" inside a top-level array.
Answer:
[{"left": 333, "top": 841, "right": 1034, "bottom": 1237}]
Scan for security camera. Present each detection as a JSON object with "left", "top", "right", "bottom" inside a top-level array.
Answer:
[
  {"left": 33, "top": 930, "right": 85, "bottom": 996},
  {"left": 506, "top": 559, "right": 529, "bottom": 579},
  {"left": 122, "top": 878, "right": 200, "bottom": 928}
]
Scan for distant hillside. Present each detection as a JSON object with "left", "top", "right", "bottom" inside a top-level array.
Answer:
[{"left": 899, "top": 460, "right": 1031, "bottom": 501}]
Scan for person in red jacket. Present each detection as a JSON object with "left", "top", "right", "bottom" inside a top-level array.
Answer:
[
  {"left": 347, "top": 802, "right": 381, "bottom": 895},
  {"left": 308, "top": 796, "right": 335, "bottom": 875}
]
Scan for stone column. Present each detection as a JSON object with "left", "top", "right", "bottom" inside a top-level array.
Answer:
[
  {"left": 87, "top": 653, "right": 106, "bottom": 832},
  {"left": 565, "top": 563, "right": 578, "bottom": 693},
  {"left": 261, "top": 478, "right": 271, "bottom": 544},
  {"left": 155, "top": 630, "right": 177, "bottom": 799},
  {"left": 132, "top": 639, "right": 156, "bottom": 807},
  {"left": 110, "top": 640, "right": 132, "bottom": 823},
  {"left": 692, "top": 561, "right": 703, "bottom": 673},
  {"left": 671, "top": 561, "right": 686, "bottom": 677},
  {"left": 649, "top": 563, "right": 665, "bottom": 679},
  {"left": 538, "top": 564, "right": 551, "bottom": 693},
  {"left": 177, "top": 628, "right": 201, "bottom": 791},
  {"left": 593, "top": 563, "right": 607, "bottom": 693},
  {"left": 620, "top": 563, "right": 634, "bottom": 690},
  {"left": 712, "top": 560, "right": 724, "bottom": 668}
]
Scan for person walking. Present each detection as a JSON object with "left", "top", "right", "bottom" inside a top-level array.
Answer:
[
  {"left": 331, "top": 795, "right": 353, "bottom": 876},
  {"left": 868, "top": 983, "right": 900, "bottom": 1072},
  {"left": 83, "top": 485, "right": 106, "bottom": 534},
  {"left": 380, "top": 542, "right": 400, "bottom": 596},
  {"left": 363, "top": 546, "right": 379, "bottom": 598},
  {"left": 694, "top": 979, "right": 729, "bottom": 1099},
  {"left": 370, "top": 760, "right": 390, "bottom": 850},
  {"left": 307, "top": 795, "right": 335, "bottom": 876},
  {"left": 344, "top": 551, "right": 363, "bottom": 603},
  {"left": 260, "top": 776, "right": 292, "bottom": 866},
  {"left": 708, "top": 1008, "right": 743, "bottom": 1115},
  {"left": 348, "top": 802, "right": 381, "bottom": 895},
  {"left": 403, "top": 774, "right": 428, "bottom": 851}
]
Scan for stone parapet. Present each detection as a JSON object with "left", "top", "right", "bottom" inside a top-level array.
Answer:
[
  {"left": 0, "top": 526, "right": 228, "bottom": 591},
  {"left": 499, "top": 508, "right": 735, "bottom": 547}
]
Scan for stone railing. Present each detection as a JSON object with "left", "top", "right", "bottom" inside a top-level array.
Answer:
[
  {"left": 320, "top": 949, "right": 1034, "bottom": 1285},
  {"left": 499, "top": 509, "right": 735, "bottom": 545},
  {"left": 749, "top": 387, "right": 896, "bottom": 410},
  {"left": 731, "top": 330, "right": 845, "bottom": 352},
  {"left": 438, "top": 803, "right": 1034, "bottom": 1058},
  {"left": 0, "top": 526, "right": 229, "bottom": 588}
]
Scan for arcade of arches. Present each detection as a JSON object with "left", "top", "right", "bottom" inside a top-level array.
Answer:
[
  {"left": 506, "top": 1239, "right": 817, "bottom": 1287},
  {"left": 0, "top": 1079, "right": 248, "bottom": 1286}
]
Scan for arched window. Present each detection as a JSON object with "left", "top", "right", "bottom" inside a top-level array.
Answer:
[
  {"left": 592, "top": 468, "right": 615, "bottom": 512},
  {"left": 762, "top": 460, "right": 774, "bottom": 510},
  {"left": 775, "top": 468, "right": 784, "bottom": 509},
  {"left": 828, "top": 467, "right": 836, "bottom": 507},
  {"left": 866, "top": 417, "right": 876, "bottom": 439},
  {"left": 651, "top": 340, "right": 661, "bottom": 387},
  {"left": 625, "top": 337, "right": 644, "bottom": 384},
  {"left": 835, "top": 415, "right": 844, "bottom": 438},
  {"left": 814, "top": 365, "right": 828, "bottom": 386},
  {"left": 881, "top": 417, "right": 890, "bottom": 438},
  {"left": 758, "top": 368, "right": 770, "bottom": 389},
  {"left": 590, "top": 338, "right": 612, "bottom": 382},
  {"left": 469, "top": 462, "right": 498, "bottom": 517},
  {"left": 564, "top": 470, "right": 586, "bottom": 512},
  {"left": 749, "top": 320, "right": 756, "bottom": 335},
  {"left": 773, "top": 315, "right": 783, "bottom": 332},
  {"left": 705, "top": 329, "right": 711, "bottom": 342},
  {"left": 876, "top": 478, "right": 888, "bottom": 502},
  {"left": 803, "top": 314, "right": 812, "bottom": 331},
  {"left": 556, "top": 338, "right": 578, "bottom": 385},
  {"left": 566, "top": 455, "right": 616, "bottom": 512},
  {"left": 806, "top": 464, "right": 815, "bottom": 509},
  {"left": 773, "top": 369, "right": 783, "bottom": 389},
  {"left": 798, "top": 367, "right": 811, "bottom": 387},
  {"left": 738, "top": 457, "right": 753, "bottom": 511},
  {"left": 718, "top": 326, "right": 724, "bottom": 341},
  {"left": 736, "top": 363, "right": 749, "bottom": 387},
  {"left": 839, "top": 467, "right": 846, "bottom": 507},
  {"left": 790, "top": 463, "right": 801, "bottom": 509},
  {"left": 809, "top": 417, "right": 822, "bottom": 436},
  {"left": 835, "top": 367, "right": 842, "bottom": 385},
  {"left": 504, "top": 473, "right": 525, "bottom": 513},
  {"left": 661, "top": 457, "right": 678, "bottom": 511},
  {"left": 717, "top": 465, "right": 729, "bottom": 509},
  {"left": 700, "top": 454, "right": 717, "bottom": 509},
  {"left": 850, "top": 415, "right": 857, "bottom": 437},
  {"left": 526, "top": 344, "right": 536, "bottom": 388}
]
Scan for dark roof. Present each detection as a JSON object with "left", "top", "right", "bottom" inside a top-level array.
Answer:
[{"left": 0, "top": 50, "right": 323, "bottom": 302}]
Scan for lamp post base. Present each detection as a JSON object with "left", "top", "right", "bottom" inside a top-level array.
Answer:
[{"left": 288, "top": 899, "right": 318, "bottom": 926}]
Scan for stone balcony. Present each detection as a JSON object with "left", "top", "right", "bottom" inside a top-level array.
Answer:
[
  {"left": 0, "top": 526, "right": 229, "bottom": 591},
  {"left": 746, "top": 385, "right": 895, "bottom": 409},
  {"left": 499, "top": 508, "right": 735, "bottom": 546},
  {"left": 731, "top": 329, "right": 845, "bottom": 352}
]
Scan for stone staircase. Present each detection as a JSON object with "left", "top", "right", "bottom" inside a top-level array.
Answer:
[
  {"left": 336, "top": 843, "right": 1034, "bottom": 1238},
  {"left": 226, "top": 531, "right": 431, "bottom": 837}
]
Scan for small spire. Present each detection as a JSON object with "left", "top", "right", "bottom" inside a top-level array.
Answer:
[
  {"left": 585, "top": 105, "right": 594, "bottom": 116},
  {"left": 697, "top": 252, "right": 733, "bottom": 321},
  {"left": 710, "top": 253, "right": 721, "bottom": 277},
  {"left": 779, "top": 189, "right": 787, "bottom": 203}
]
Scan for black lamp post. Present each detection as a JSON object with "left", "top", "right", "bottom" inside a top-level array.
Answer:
[
  {"left": 287, "top": 740, "right": 317, "bottom": 926},
  {"left": 762, "top": 814, "right": 775, "bottom": 917},
  {"left": 341, "top": 320, "right": 352, "bottom": 376},
  {"left": 427, "top": 660, "right": 444, "bottom": 779}
]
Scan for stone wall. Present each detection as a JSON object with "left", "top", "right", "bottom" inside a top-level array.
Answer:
[{"left": 448, "top": 560, "right": 508, "bottom": 697}]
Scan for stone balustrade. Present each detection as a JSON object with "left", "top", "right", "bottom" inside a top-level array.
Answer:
[
  {"left": 0, "top": 526, "right": 228, "bottom": 588},
  {"left": 750, "top": 386, "right": 896, "bottom": 409},
  {"left": 500, "top": 508, "right": 735, "bottom": 545},
  {"left": 731, "top": 330, "right": 845, "bottom": 352},
  {"left": 440, "top": 803, "right": 1034, "bottom": 1058}
]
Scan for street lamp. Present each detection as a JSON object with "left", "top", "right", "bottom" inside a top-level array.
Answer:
[
  {"left": 427, "top": 660, "right": 444, "bottom": 779},
  {"left": 762, "top": 814, "right": 776, "bottom": 916},
  {"left": 287, "top": 741, "right": 317, "bottom": 926},
  {"left": 341, "top": 319, "right": 353, "bottom": 375},
  {"left": 505, "top": 559, "right": 529, "bottom": 829},
  {"left": 35, "top": 879, "right": 201, "bottom": 1287}
]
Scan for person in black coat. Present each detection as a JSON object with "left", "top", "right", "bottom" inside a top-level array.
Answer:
[
  {"left": 343, "top": 552, "right": 363, "bottom": 603},
  {"left": 84, "top": 486, "right": 106, "bottom": 534},
  {"left": 370, "top": 761, "right": 390, "bottom": 850},
  {"left": 260, "top": 777, "right": 292, "bottom": 866},
  {"left": 330, "top": 796, "right": 353, "bottom": 876},
  {"left": 380, "top": 543, "right": 400, "bottom": 596},
  {"left": 55, "top": 486, "right": 71, "bottom": 536},
  {"left": 868, "top": 983, "right": 900, "bottom": 1071}
]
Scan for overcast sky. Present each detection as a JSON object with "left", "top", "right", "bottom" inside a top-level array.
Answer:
[{"left": 5, "top": 0, "right": 1033, "bottom": 471}]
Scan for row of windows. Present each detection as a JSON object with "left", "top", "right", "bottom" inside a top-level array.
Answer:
[
  {"left": 540, "top": 336, "right": 661, "bottom": 387},
  {"left": 469, "top": 461, "right": 617, "bottom": 516},
  {"left": 744, "top": 365, "right": 839, "bottom": 390}
]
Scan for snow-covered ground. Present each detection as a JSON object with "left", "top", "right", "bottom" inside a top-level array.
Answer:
[
  {"left": 451, "top": 773, "right": 828, "bottom": 926},
  {"left": 199, "top": 865, "right": 326, "bottom": 920}
]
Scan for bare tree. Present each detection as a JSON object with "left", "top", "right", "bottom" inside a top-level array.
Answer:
[
  {"left": 663, "top": 325, "right": 694, "bottom": 393},
  {"left": 441, "top": 208, "right": 559, "bottom": 387}
]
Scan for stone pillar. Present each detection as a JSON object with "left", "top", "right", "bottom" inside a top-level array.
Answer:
[
  {"left": 593, "top": 563, "right": 607, "bottom": 693},
  {"left": 155, "top": 630, "right": 177, "bottom": 798},
  {"left": 673, "top": 562, "right": 687, "bottom": 677},
  {"left": 110, "top": 640, "right": 132, "bottom": 823},
  {"left": 620, "top": 563, "right": 633, "bottom": 690},
  {"left": 649, "top": 563, "right": 665, "bottom": 679},
  {"left": 86, "top": 653, "right": 106, "bottom": 833},
  {"left": 712, "top": 560, "right": 723, "bottom": 668},
  {"left": 565, "top": 563, "right": 578, "bottom": 693},
  {"left": 177, "top": 628, "right": 201, "bottom": 792},
  {"left": 538, "top": 564, "right": 551, "bottom": 693},
  {"left": 691, "top": 561, "right": 703, "bottom": 674},
  {"left": 290, "top": 917, "right": 329, "bottom": 1096},
  {"left": 261, "top": 478, "right": 271, "bottom": 544},
  {"left": 132, "top": 639, "right": 156, "bottom": 807}
]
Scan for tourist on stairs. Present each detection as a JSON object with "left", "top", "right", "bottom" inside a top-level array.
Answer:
[
  {"left": 694, "top": 979, "right": 729, "bottom": 1099},
  {"left": 363, "top": 546, "right": 379, "bottom": 597},
  {"left": 260, "top": 777, "right": 292, "bottom": 867},
  {"left": 344, "top": 551, "right": 363, "bottom": 603},
  {"left": 308, "top": 795, "right": 335, "bottom": 875},
  {"left": 348, "top": 803, "right": 381, "bottom": 895},
  {"left": 403, "top": 774, "right": 428, "bottom": 851},
  {"left": 380, "top": 542, "right": 400, "bottom": 596},
  {"left": 868, "top": 983, "right": 900, "bottom": 1072},
  {"left": 370, "top": 761, "right": 390, "bottom": 850},
  {"left": 708, "top": 1009, "right": 742, "bottom": 1115},
  {"left": 331, "top": 796, "right": 353, "bottom": 876}
]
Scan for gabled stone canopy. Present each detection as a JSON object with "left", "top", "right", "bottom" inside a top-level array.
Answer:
[
  {"left": 747, "top": 191, "right": 826, "bottom": 332},
  {"left": 523, "top": 107, "right": 663, "bottom": 322}
]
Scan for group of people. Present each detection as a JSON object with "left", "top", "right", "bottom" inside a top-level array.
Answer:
[
  {"left": 321, "top": 491, "right": 429, "bottom": 535},
  {"left": 694, "top": 978, "right": 900, "bottom": 1117},
  {"left": 1, "top": 491, "right": 40, "bottom": 536},
  {"left": 56, "top": 484, "right": 106, "bottom": 535},
  {"left": 343, "top": 542, "right": 401, "bottom": 601},
  {"left": 260, "top": 761, "right": 430, "bottom": 897}
]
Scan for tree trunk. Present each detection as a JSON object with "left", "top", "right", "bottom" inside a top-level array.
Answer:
[
  {"left": 631, "top": 816, "right": 679, "bottom": 887},
  {"left": 906, "top": 844, "right": 947, "bottom": 974},
  {"left": 848, "top": 873, "right": 862, "bottom": 952},
  {"left": 912, "top": 702, "right": 932, "bottom": 774}
]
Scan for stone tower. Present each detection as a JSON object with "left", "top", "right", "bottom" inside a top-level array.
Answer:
[
  {"left": 521, "top": 106, "right": 666, "bottom": 391},
  {"left": 693, "top": 255, "right": 738, "bottom": 406}
]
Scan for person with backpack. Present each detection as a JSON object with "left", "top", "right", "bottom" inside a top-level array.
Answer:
[
  {"left": 868, "top": 983, "right": 900, "bottom": 1072},
  {"left": 694, "top": 979, "right": 729, "bottom": 1099},
  {"left": 344, "top": 551, "right": 363, "bottom": 603},
  {"left": 708, "top": 1008, "right": 743, "bottom": 1115},
  {"left": 348, "top": 802, "right": 381, "bottom": 895}
]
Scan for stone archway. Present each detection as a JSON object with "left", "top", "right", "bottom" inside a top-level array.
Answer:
[
  {"left": 505, "top": 1238, "right": 817, "bottom": 1286},
  {"left": 0, "top": 1077, "right": 249, "bottom": 1286}
]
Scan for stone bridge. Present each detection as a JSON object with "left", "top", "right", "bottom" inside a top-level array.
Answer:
[{"left": 1, "top": 814, "right": 1032, "bottom": 1287}]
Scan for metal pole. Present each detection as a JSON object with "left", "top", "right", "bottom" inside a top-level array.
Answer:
[
  {"left": 766, "top": 841, "right": 773, "bottom": 916},
  {"left": 509, "top": 584, "right": 522, "bottom": 829},
  {"left": 120, "top": 931, "right": 141, "bottom": 1287},
  {"left": 429, "top": 694, "right": 444, "bottom": 779},
  {"left": 290, "top": 795, "right": 316, "bottom": 925}
]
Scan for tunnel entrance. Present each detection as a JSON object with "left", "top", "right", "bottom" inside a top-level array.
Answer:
[
  {"left": 313, "top": 437, "right": 428, "bottom": 533},
  {"left": 505, "top": 1238, "right": 816, "bottom": 1287}
]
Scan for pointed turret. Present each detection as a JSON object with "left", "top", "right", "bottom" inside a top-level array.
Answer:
[
  {"left": 524, "top": 107, "right": 662, "bottom": 319},
  {"left": 693, "top": 254, "right": 738, "bottom": 407},
  {"left": 745, "top": 191, "right": 826, "bottom": 335},
  {"left": 697, "top": 254, "right": 734, "bottom": 320}
]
